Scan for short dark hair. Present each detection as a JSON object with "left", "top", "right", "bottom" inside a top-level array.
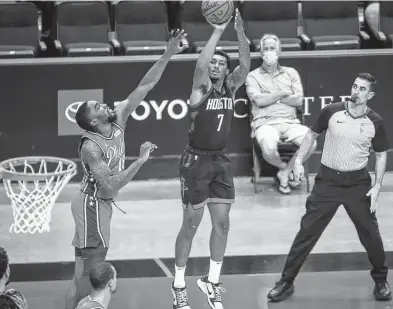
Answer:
[
  {"left": 0, "top": 247, "right": 9, "bottom": 280},
  {"left": 214, "top": 50, "right": 231, "bottom": 70},
  {"left": 0, "top": 294, "right": 17, "bottom": 309},
  {"left": 0, "top": 290, "right": 27, "bottom": 309},
  {"left": 357, "top": 72, "right": 376, "bottom": 92},
  {"left": 75, "top": 101, "right": 93, "bottom": 132},
  {"left": 89, "top": 262, "right": 115, "bottom": 290}
]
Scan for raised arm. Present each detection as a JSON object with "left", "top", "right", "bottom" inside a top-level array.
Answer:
[
  {"left": 81, "top": 140, "right": 156, "bottom": 192},
  {"left": 227, "top": 9, "right": 250, "bottom": 92},
  {"left": 190, "top": 18, "right": 232, "bottom": 105},
  {"left": 115, "top": 30, "right": 188, "bottom": 128}
]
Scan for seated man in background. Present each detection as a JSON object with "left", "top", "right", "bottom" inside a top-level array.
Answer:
[{"left": 245, "top": 34, "right": 317, "bottom": 194}]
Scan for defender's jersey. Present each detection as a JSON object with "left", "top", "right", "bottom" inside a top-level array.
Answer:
[
  {"left": 79, "top": 122, "right": 125, "bottom": 199},
  {"left": 189, "top": 84, "right": 235, "bottom": 151},
  {"left": 76, "top": 296, "right": 105, "bottom": 309}
]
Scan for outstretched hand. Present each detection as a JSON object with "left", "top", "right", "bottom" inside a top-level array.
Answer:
[
  {"left": 166, "top": 29, "right": 188, "bottom": 55},
  {"left": 234, "top": 8, "right": 244, "bottom": 31},
  {"left": 139, "top": 141, "right": 157, "bottom": 163}
]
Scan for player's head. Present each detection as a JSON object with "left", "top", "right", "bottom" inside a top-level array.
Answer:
[
  {"left": 75, "top": 100, "right": 117, "bottom": 132},
  {"left": 260, "top": 34, "right": 281, "bottom": 66},
  {"left": 0, "top": 290, "right": 28, "bottom": 309},
  {"left": 0, "top": 294, "right": 18, "bottom": 309},
  {"left": 209, "top": 50, "right": 231, "bottom": 83},
  {"left": 0, "top": 247, "right": 10, "bottom": 288},
  {"left": 89, "top": 262, "right": 117, "bottom": 294},
  {"left": 350, "top": 73, "right": 376, "bottom": 105}
]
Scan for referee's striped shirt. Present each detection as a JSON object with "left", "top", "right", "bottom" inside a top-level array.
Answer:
[{"left": 311, "top": 102, "right": 390, "bottom": 172}]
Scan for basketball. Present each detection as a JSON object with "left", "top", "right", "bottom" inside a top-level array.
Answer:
[{"left": 201, "top": 0, "right": 235, "bottom": 25}]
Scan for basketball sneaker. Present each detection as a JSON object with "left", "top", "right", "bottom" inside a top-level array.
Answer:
[
  {"left": 196, "top": 276, "right": 226, "bottom": 309},
  {"left": 171, "top": 283, "right": 191, "bottom": 309}
]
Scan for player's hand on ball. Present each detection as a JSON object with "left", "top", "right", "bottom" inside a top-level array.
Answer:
[
  {"left": 208, "top": 15, "right": 232, "bottom": 31},
  {"left": 139, "top": 141, "right": 157, "bottom": 162},
  {"left": 234, "top": 8, "right": 244, "bottom": 31},
  {"left": 166, "top": 29, "right": 188, "bottom": 54}
]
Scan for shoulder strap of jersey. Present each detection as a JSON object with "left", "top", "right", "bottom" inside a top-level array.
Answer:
[
  {"left": 112, "top": 122, "right": 125, "bottom": 133},
  {"left": 78, "top": 134, "right": 105, "bottom": 158}
]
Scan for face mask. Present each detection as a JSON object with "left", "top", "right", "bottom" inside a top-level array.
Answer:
[{"left": 263, "top": 51, "right": 278, "bottom": 66}]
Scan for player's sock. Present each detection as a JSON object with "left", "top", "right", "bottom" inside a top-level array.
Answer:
[
  {"left": 174, "top": 265, "right": 186, "bottom": 288},
  {"left": 208, "top": 259, "right": 223, "bottom": 284}
]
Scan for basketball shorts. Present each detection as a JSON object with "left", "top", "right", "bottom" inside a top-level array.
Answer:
[
  {"left": 179, "top": 145, "right": 235, "bottom": 209},
  {"left": 75, "top": 246, "right": 108, "bottom": 276},
  {"left": 71, "top": 192, "right": 113, "bottom": 249}
]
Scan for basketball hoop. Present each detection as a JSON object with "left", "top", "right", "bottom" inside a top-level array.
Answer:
[{"left": 0, "top": 156, "right": 77, "bottom": 234}]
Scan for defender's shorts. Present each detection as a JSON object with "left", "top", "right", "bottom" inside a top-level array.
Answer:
[
  {"left": 179, "top": 145, "right": 235, "bottom": 209},
  {"left": 71, "top": 192, "right": 113, "bottom": 249}
]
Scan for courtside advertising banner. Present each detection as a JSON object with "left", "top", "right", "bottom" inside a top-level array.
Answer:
[{"left": 1, "top": 53, "right": 392, "bottom": 163}]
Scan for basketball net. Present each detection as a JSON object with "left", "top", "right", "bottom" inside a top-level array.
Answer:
[{"left": 0, "top": 157, "right": 77, "bottom": 234}]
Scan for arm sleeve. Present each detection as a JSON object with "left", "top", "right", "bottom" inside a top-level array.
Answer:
[
  {"left": 310, "top": 104, "right": 335, "bottom": 134},
  {"left": 372, "top": 119, "right": 390, "bottom": 152},
  {"left": 288, "top": 68, "right": 304, "bottom": 96}
]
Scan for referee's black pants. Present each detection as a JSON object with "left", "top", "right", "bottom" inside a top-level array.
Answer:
[{"left": 281, "top": 164, "right": 388, "bottom": 284}]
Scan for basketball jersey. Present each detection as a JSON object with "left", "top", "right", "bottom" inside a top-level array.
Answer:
[
  {"left": 189, "top": 83, "right": 235, "bottom": 151},
  {"left": 76, "top": 296, "right": 105, "bottom": 309},
  {"left": 79, "top": 122, "right": 125, "bottom": 199}
]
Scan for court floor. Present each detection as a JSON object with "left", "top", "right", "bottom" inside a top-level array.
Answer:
[
  {"left": 1, "top": 173, "right": 393, "bottom": 309},
  {"left": 10, "top": 271, "right": 393, "bottom": 309}
]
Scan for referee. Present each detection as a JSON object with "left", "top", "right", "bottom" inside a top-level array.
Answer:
[{"left": 267, "top": 73, "right": 391, "bottom": 302}]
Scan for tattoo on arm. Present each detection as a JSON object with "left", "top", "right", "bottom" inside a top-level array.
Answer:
[
  {"left": 81, "top": 140, "right": 145, "bottom": 192},
  {"left": 229, "top": 29, "right": 250, "bottom": 89}
]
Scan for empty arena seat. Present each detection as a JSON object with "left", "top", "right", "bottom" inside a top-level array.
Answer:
[
  {"left": 180, "top": 0, "right": 244, "bottom": 53},
  {"left": 114, "top": 1, "right": 169, "bottom": 56},
  {"left": 54, "top": 1, "right": 114, "bottom": 57},
  {"left": 0, "top": 2, "right": 47, "bottom": 58},
  {"left": 300, "top": 1, "right": 361, "bottom": 50},
  {"left": 240, "top": 1, "right": 302, "bottom": 51},
  {"left": 379, "top": 2, "right": 393, "bottom": 46}
]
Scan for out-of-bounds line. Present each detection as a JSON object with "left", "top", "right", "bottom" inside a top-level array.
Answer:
[{"left": 154, "top": 258, "right": 173, "bottom": 278}]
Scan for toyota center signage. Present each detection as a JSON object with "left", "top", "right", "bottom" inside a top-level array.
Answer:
[{"left": 57, "top": 89, "right": 103, "bottom": 136}]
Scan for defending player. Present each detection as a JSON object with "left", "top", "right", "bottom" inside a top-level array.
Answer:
[
  {"left": 65, "top": 29, "right": 188, "bottom": 309},
  {"left": 171, "top": 10, "right": 250, "bottom": 309},
  {"left": 76, "top": 262, "right": 117, "bottom": 309}
]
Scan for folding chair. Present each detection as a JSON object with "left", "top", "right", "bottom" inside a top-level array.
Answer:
[{"left": 250, "top": 107, "right": 311, "bottom": 194}]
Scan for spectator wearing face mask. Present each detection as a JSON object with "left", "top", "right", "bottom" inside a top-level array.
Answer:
[{"left": 245, "top": 34, "right": 317, "bottom": 194}]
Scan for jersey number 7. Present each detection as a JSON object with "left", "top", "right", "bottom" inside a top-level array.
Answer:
[{"left": 217, "top": 114, "right": 224, "bottom": 131}]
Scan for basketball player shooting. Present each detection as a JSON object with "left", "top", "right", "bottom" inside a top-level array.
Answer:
[
  {"left": 171, "top": 9, "right": 250, "bottom": 309},
  {"left": 65, "top": 29, "right": 188, "bottom": 309}
]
